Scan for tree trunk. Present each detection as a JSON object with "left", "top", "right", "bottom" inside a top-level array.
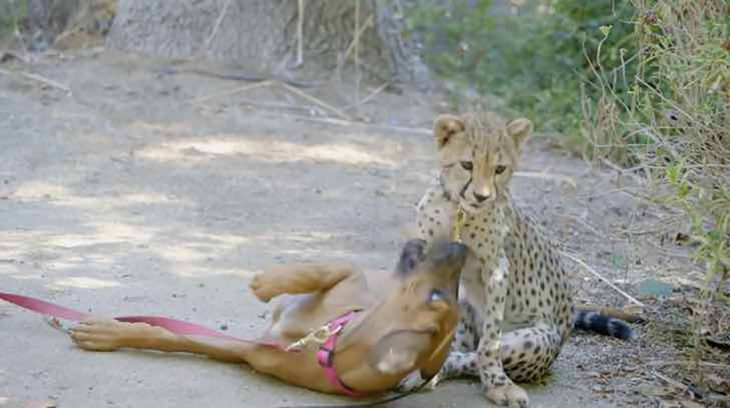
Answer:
[{"left": 108, "top": 0, "right": 427, "bottom": 89}]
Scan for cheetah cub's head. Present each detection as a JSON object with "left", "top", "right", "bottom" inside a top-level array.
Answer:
[{"left": 433, "top": 112, "right": 532, "bottom": 213}]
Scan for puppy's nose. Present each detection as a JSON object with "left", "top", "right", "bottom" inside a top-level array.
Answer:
[
  {"left": 473, "top": 192, "right": 490, "bottom": 202},
  {"left": 447, "top": 242, "right": 467, "bottom": 261}
]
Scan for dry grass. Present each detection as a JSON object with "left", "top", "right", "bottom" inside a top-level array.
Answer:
[{"left": 583, "top": 0, "right": 729, "bottom": 382}]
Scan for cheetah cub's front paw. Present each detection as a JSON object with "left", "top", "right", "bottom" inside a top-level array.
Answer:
[{"left": 484, "top": 382, "right": 529, "bottom": 407}]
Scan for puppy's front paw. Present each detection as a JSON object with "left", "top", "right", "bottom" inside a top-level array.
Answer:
[
  {"left": 249, "top": 273, "right": 277, "bottom": 302},
  {"left": 484, "top": 382, "right": 529, "bottom": 407},
  {"left": 70, "top": 319, "right": 127, "bottom": 351},
  {"left": 396, "top": 371, "right": 439, "bottom": 393}
]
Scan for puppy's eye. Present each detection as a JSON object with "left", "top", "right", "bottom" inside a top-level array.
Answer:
[
  {"left": 429, "top": 289, "right": 446, "bottom": 302},
  {"left": 495, "top": 165, "right": 507, "bottom": 175},
  {"left": 460, "top": 161, "right": 473, "bottom": 171}
]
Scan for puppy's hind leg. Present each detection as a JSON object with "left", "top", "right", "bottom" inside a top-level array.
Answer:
[{"left": 250, "top": 262, "right": 359, "bottom": 302}]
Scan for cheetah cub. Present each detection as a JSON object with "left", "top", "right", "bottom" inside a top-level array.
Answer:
[{"left": 405, "top": 112, "right": 633, "bottom": 407}]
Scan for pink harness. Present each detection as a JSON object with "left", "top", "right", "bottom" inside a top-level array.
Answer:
[
  {"left": 0, "top": 292, "right": 364, "bottom": 397},
  {"left": 314, "top": 311, "right": 365, "bottom": 397}
]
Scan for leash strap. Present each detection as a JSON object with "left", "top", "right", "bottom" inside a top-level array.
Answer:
[
  {"left": 1, "top": 292, "right": 436, "bottom": 403},
  {"left": 0, "top": 292, "right": 288, "bottom": 349},
  {"left": 0, "top": 292, "right": 370, "bottom": 398}
]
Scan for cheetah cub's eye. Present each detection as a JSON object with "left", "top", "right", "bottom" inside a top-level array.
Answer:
[
  {"left": 495, "top": 165, "right": 507, "bottom": 175},
  {"left": 460, "top": 161, "right": 473, "bottom": 171}
]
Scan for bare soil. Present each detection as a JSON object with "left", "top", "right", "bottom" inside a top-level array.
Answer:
[{"left": 0, "top": 49, "right": 727, "bottom": 408}]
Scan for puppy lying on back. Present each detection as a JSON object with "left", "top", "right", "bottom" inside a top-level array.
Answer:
[{"left": 69, "top": 239, "right": 467, "bottom": 395}]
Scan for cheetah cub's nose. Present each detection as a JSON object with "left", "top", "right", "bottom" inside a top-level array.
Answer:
[{"left": 473, "top": 192, "right": 490, "bottom": 202}]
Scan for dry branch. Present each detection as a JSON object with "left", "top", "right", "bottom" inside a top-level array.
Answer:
[
  {"left": 342, "top": 14, "right": 374, "bottom": 64},
  {"left": 291, "top": 115, "right": 431, "bottom": 135},
  {"left": 206, "top": 0, "right": 232, "bottom": 48},
  {"left": 561, "top": 250, "right": 645, "bottom": 307},
  {"left": 274, "top": 81, "right": 352, "bottom": 121},
  {"left": 189, "top": 80, "right": 273, "bottom": 104},
  {"left": 514, "top": 171, "right": 577, "bottom": 188},
  {"left": 294, "top": 0, "right": 305, "bottom": 67},
  {"left": 0, "top": 68, "right": 71, "bottom": 94},
  {"left": 343, "top": 82, "right": 388, "bottom": 111}
]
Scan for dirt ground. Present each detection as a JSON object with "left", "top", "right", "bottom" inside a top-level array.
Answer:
[{"left": 1, "top": 49, "right": 727, "bottom": 408}]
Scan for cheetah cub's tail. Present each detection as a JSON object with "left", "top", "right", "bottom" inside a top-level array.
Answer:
[{"left": 573, "top": 307, "right": 637, "bottom": 340}]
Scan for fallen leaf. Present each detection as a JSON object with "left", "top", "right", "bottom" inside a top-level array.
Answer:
[
  {"left": 586, "top": 371, "right": 606, "bottom": 379},
  {"left": 706, "top": 336, "right": 730, "bottom": 351},
  {"left": 638, "top": 383, "right": 674, "bottom": 397},
  {"left": 680, "top": 400, "right": 704, "bottom": 408},
  {"left": 706, "top": 374, "right": 730, "bottom": 395},
  {"left": 0, "top": 398, "right": 57, "bottom": 408},
  {"left": 639, "top": 279, "right": 674, "bottom": 298},
  {"left": 591, "top": 385, "right": 614, "bottom": 394},
  {"left": 674, "top": 232, "right": 692, "bottom": 246}
]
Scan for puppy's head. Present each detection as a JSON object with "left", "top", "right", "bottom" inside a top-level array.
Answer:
[{"left": 367, "top": 238, "right": 466, "bottom": 377}]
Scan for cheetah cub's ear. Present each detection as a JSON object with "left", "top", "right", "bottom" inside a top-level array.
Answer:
[
  {"left": 433, "top": 114, "right": 465, "bottom": 149},
  {"left": 506, "top": 118, "right": 533, "bottom": 147}
]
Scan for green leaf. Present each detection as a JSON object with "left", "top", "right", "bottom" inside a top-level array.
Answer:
[
  {"left": 639, "top": 279, "right": 674, "bottom": 298},
  {"left": 611, "top": 254, "right": 624, "bottom": 269},
  {"left": 599, "top": 25, "right": 612, "bottom": 38}
]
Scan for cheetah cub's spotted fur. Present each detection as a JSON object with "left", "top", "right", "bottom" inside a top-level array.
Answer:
[{"left": 404, "top": 112, "right": 634, "bottom": 407}]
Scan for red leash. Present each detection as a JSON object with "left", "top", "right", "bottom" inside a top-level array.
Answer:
[
  {"left": 0, "top": 291, "right": 367, "bottom": 398},
  {"left": 0, "top": 291, "right": 287, "bottom": 348}
]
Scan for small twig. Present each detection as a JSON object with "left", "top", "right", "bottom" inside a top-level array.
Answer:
[
  {"left": 239, "top": 98, "right": 309, "bottom": 112},
  {"left": 645, "top": 239, "right": 692, "bottom": 259},
  {"left": 560, "top": 251, "right": 645, "bottom": 307},
  {"left": 0, "top": 50, "right": 29, "bottom": 64},
  {"left": 0, "top": 69, "right": 72, "bottom": 94},
  {"left": 289, "top": 115, "right": 431, "bottom": 135},
  {"left": 344, "top": 82, "right": 388, "bottom": 111},
  {"left": 206, "top": 0, "right": 232, "bottom": 48},
  {"left": 21, "top": 72, "right": 72, "bottom": 94},
  {"left": 652, "top": 370, "right": 688, "bottom": 391},
  {"left": 600, "top": 157, "right": 646, "bottom": 185},
  {"left": 341, "top": 14, "right": 374, "bottom": 64},
  {"left": 552, "top": 213, "right": 603, "bottom": 237},
  {"left": 293, "top": 0, "right": 305, "bottom": 67},
  {"left": 647, "top": 360, "right": 730, "bottom": 370},
  {"left": 514, "top": 171, "right": 578, "bottom": 188},
  {"left": 273, "top": 81, "right": 352, "bottom": 121},
  {"left": 190, "top": 80, "right": 273, "bottom": 104},
  {"left": 354, "top": 0, "right": 361, "bottom": 115}
]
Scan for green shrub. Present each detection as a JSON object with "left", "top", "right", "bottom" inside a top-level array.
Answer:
[
  {"left": 0, "top": 0, "right": 25, "bottom": 40},
  {"left": 585, "top": 0, "right": 729, "bottom": 371},
  {"left": 408, "top": 0, "right": 636, "bottom": 148}
]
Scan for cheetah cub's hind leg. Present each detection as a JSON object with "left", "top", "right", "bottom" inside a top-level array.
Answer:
[
  {"left": 416, "top": 323, "right": 561, "bottom": 408},
  {"left": 499, "top": 324, "right": 563, "bottom": 383}
]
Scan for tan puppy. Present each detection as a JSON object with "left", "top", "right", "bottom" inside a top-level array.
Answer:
[{"left": 69, "top": 239, "right": 466, "bottom": 395}]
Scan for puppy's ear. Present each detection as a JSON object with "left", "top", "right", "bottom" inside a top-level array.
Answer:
[
  {"left": 433, "top": 114, "right": 465, "bottom": 149},
  {"left": 506, "top": 118, "right": 532, "bottom": 147},
  {"left": 396, "top": 239, "right": 427, "bottom": 276},
  {"left": 367, "top": 331, "right": 431, "bottom": 376},
  {"left": 419, "top": 325, "right": 456, "bottom": 378}
]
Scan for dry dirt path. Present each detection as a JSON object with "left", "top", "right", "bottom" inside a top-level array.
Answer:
[{"left": 0, "top": 50, "right": 703, "bottom": 408}]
